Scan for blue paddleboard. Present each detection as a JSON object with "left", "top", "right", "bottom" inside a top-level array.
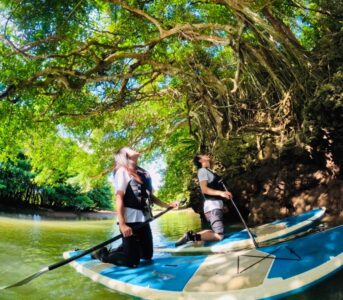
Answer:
[
  {"left": 64, "top": 224, "right": 342, "bottom": 300},
  {"left": 156, "top": 207, "right": 326, "bottom": 254}
]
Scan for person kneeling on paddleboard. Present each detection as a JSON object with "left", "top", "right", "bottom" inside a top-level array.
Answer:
[
  {"left": 175, "top": 154, "right": 232, "bottom": 247},
  {"left": 92, "top": 147, "right": 178, "bottom": 267}
]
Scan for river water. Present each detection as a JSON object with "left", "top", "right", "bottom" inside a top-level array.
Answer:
[{"left": 0, "top": 210, "right": 342, "bottom": 300}]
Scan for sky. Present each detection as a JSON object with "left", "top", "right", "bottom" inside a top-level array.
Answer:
[{"left": 141, "top": 156, "right": 165, "bottom": 191}]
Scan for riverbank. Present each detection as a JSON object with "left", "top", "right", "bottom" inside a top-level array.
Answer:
[
  {"left": 0, "top": 204, "right": 116, "bottom": 220},
  {"left": 0, "top": 204, "right": 192, "bottom": 220}
]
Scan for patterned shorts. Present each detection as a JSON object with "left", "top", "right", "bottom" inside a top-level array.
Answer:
[{"left": 204, "top": 209, "right": 224, "bottom": 235}]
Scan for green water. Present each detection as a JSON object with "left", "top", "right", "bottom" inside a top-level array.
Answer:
[{"left": 0, "top": 211, "right": 342, "bottom": 300}]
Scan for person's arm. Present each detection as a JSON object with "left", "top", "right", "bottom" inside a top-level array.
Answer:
[
  {"left": 143, "top": 168, "right": 178, "bottom": 209},
  {"left": 116, "top": 191, "right": 133, "bottom": 237},
  {"left": 199, "top": 180, "right": 232, "bottom": 199},
  {"left": 150, "top": 194, "right": 178, "bottom": 208}
]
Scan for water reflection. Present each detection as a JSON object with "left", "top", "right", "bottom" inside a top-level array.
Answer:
[
  {"left": 0, "top": 211, "right": 115, "bottom": 221},
  {"left": 33, "top": 214, "right": 42, "bottom": 221},
  {"left": 156, "top": 210, "right": 202, "bottom": 241}
]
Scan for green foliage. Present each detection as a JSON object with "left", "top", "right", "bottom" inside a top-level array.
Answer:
[
  {"left": 158, "top": 126, "right": 198, "bottom": 201},
  {"left": 0, "top": 0, "right": 342, "bottom": 210},
  {"left": 0, "top": 154, "right": 113, "bottom": 211},
  {"left": 302, "top": 69, "right": 343, "bottom": 167},
  {"left": 214, "top": 135, "right": 258, "bottom": 174},
  {"left": 87, "top": 185, "right": 114, "bottom": 210},
  {"left": 0, "top": 153, "right": 34, "bottom": 202}
]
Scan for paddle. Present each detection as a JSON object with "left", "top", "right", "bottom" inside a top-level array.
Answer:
[
  {"left": 1, "top": 199, "right": 185, "bottom": 290},
  {"left": 220, "top": 180, "right": 259, "bottom": 248}
]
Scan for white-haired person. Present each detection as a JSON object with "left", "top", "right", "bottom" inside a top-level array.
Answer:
[{"left": 92, "top": 147, "right": 178, "bottom": 268}]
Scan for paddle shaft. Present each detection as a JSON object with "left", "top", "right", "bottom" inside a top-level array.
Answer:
[
  {"left": 221, "top": 181, "right": 259, "bottom": 248},
  {"left": 50, "top": 206, "right": 174, "bottom": 270},
  {"left": 2, "top": 201, "right": 182, "bottom": 289},
  {"left": 53, "top": 206, "right": 176, "bottom": 271}
]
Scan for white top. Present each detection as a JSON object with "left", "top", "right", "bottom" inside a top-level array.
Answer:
[
  {"left": 112, "top": 167, "right": 149, "bottom": 223},
  {"left": 197, "top": 168, "right": 223, "bottom": 214}
]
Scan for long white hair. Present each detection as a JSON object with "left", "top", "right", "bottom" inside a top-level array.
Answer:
[
  {"left": 114, "top": 147, "right": 141, "bottom": 182},
  {"left": 114, "top": 147, "right": 133, "bottom": 169}
]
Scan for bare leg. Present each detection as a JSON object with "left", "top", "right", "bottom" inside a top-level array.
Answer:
[
  {"left": 198, "top": 229, "right": 223, "bottom": 241},
  {"left": 175, "top": 229, "right": 223, "bottom": 247}
]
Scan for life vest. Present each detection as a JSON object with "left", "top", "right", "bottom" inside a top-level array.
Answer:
[
  {"left": 202, "top": 168, "right": 226, "bottom": 201},
  {"left": 124, "top": 167, "right": 152, "bottom": 213}
]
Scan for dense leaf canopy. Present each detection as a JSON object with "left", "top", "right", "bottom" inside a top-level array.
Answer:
[{"left": 0, "top": 0, "right": 342, "bottom": 202}]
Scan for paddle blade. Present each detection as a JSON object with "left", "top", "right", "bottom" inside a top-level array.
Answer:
[{"left": 0, "top": 267, "right": 49, "bottom": 290}]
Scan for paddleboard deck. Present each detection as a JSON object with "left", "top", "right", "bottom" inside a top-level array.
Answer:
[
  {"left": 64, "top": 224, "right": 343, "bottom": 300},
  {"left": 156, "top": 207, "right": 326, "bottom": 254}
]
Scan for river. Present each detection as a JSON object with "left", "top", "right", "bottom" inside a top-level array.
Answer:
[{"left": 0, "top": 210, "right": 342, "bottom": 300}]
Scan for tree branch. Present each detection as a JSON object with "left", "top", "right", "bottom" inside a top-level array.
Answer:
[
  {"left": 290, "top": 0, "right": 343, "bottom": 19},
  {"left": 108, "top": 0, "right": 165, "bottom": 35}
]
